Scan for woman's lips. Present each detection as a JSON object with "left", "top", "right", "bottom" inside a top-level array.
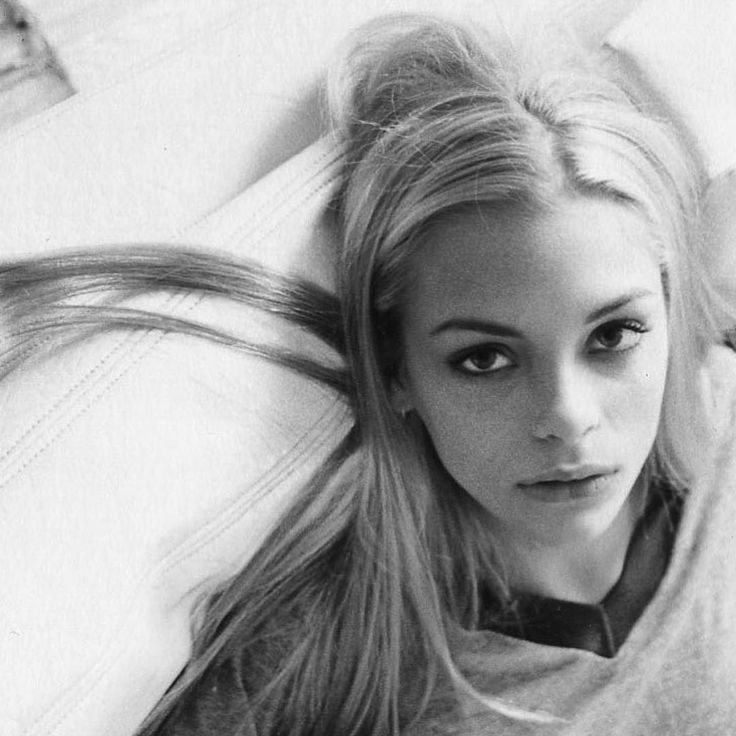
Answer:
[{"left": 516, "top": 470, "right": 618, "bottom": 503}]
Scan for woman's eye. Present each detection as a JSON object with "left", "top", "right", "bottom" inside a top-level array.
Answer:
[
  {"left": 590, "top": 320, "right": 648, "bottom": 353},
  {"left": 453, "top": 346, "right": 514, "bottom": 375}
]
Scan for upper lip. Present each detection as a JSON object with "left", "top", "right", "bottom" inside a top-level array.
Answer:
[{"left": 518, "top": 465, "right": 615, "bottom": 485}]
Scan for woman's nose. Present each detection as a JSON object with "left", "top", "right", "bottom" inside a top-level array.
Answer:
[{"left": 531, "top": 362, "right": 600, "bottom": 444}]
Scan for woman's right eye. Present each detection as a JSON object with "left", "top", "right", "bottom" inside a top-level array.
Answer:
[{"left": 451, "top": 346, "right": 515, "bottom": 375}]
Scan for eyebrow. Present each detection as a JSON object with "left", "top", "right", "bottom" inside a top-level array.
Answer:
[
  {"left": 429, "top": 288, "right": 655, "bottom": 337},
  {"left": 584, "top": 288, "right": 655, "bottom": 324}
]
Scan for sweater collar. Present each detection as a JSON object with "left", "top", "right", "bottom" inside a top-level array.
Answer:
[{"left": 479, "top": 483, "right": 684, "bottom": 658}]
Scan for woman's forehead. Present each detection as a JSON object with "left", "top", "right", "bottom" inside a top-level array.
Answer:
[{"left": 403, "top": 196, "right": 664, "bottom": 329}]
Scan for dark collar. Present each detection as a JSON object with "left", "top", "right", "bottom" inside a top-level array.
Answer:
[{"left": 479, "top": 483, "right": 684, "bottom": 658}]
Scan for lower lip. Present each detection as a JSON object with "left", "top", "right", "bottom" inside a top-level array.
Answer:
[{"left": 517, "top": 474, "right": 616, "bottom": 503}]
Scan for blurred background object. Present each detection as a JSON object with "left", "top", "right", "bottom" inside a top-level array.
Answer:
[
  {"left": 22, "top": 0, "right": 246, "bottom": 92},
  {"left": 0, "top": 0, "right": 73, "bottom": 131}
]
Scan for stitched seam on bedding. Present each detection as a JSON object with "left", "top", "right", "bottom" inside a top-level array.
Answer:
[
  {"left": 225, "top": 150, "right": 344, "bottom": 244},
  {"left": 172, "top": 144, "right": 344, "bottom": 243},
  {"left": 0, "top": 335, "right": 163, "bottom": 492},
  {"left": 0, "top": 292, "right": 200, "bottom": 490},
  {"left": 27, "top": 399, "right": 349, "bottom": 736},
  {"left": 1, "top": 146, "right": 341, "bottom": 489},
  {"left": 0, "top": 291, "right": 182, "bottom": 465},
  {"left": 181, "top": 140, "right": 342, "bottom": 235},
  {"left": 0, "top": 328, "right": 152, "bottom": 465},
  {"left": 0, "top": 145, "right": 341, "bottom": 458},
  {"left": 219, "top": 169, "right": 343, "bottom": 264},
  {"left": 232, "top": 172, "right": 341, "bottom": 251}
]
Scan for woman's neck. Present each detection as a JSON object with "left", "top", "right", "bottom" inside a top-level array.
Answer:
[{"left": 498, "top": 487, "right": 645, "bottom": 605}]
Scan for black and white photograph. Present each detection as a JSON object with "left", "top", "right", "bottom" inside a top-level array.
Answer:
[{"left": 1, "top": 1, "right": 735, "bottom": 734}]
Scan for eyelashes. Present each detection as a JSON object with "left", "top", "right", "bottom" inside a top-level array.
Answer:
[
  {"left": 447, "top": 319, "right": 650, "bottom": 377},
  {"left": 451, "top": 345, "right": 514, "bottom": 376},
  {"left": 589, "top": 319, "right": 649, "bottom": 353}
]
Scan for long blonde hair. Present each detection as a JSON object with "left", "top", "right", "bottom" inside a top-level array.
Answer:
[{"left": 2, "top": 13, "right": 732, "bottom": 736}]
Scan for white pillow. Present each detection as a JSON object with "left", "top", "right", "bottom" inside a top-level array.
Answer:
[
  {"left": 0, "top": 137, "right": 350, "bottom": 736},
  {"left": 606, "top": 0, "right": 736, "bottom": 179},
  {"left": 605, "top": 0, "right": 736, "bottom": 309}
]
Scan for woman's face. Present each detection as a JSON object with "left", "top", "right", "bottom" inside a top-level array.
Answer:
[{"left": 397, "top": 195, "right": 669, "bottom": 549}]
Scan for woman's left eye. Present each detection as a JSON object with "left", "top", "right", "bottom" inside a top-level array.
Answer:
[
  {"left": 589, "top": 319, "right": 648, "bottom": 353},
  {"left": 450, "top": 345, "right": 515, "bottom": 375}
]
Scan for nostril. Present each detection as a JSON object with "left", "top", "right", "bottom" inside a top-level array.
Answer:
[{"left": 531, "top": 388, "right": 599, "bottom": 442}]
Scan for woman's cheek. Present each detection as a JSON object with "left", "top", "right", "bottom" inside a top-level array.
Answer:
[
  {"left": 617, "top": 338, "right": 669, "bottom": 431},
  {"left": 416, "top": 387, "right": 518, "bottom": 496}
]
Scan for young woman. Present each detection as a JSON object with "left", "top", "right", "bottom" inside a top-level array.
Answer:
[{"left": 4, "top": 13, "right": 736, "bottom": 736}]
